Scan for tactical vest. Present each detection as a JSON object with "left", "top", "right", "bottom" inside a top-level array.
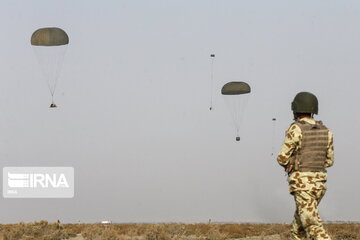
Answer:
[{"left": 294, "top": 120, "right": 329, "bottom": 172}]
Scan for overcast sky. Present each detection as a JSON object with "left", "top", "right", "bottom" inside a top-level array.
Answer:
[{"left": 0, "top": 0, "right": 359, "bottom": 224}]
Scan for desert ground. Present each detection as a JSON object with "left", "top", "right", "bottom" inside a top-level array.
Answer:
[{"left": 0, "top": 221, "right": 359, "bottom": 240}]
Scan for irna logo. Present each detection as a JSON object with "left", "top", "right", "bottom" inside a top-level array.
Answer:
[
  {"left": 8, "top": 172, "right": 70, "bottom": 188},
  {"left": 3, "top": 167, "right": 74, "bottom": 198}
]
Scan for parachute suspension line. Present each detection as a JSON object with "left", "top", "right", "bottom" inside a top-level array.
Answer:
[
  {"left": 51, "top": 46, "right": 67, "bottom": 98},
  {"left": 234, "top": 97, "right": 240, "bottom": 132},
  {"left": 47, "top": 78, "right": 56, "bottom": 97},
  {"left": 209, "top": 54, "right": 215, "bottom": 111},
  {"left": 237, "top": 95, "right": 249, "bottom": 140},
  {"left": 223, "top": 94, "right": 249, "bottom": 141}
]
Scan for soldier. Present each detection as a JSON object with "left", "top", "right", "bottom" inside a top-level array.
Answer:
[{"left": 277, "top": 92, "right": 334, "bottom": 240}]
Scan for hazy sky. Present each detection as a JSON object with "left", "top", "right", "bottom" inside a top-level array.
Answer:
[{"left": 0, "top": 0, "right": 359, "bottom": 223}]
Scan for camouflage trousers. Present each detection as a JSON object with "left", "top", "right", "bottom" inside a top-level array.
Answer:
[{"left": 291, "top": 190, "right": 331, "bottom": 240}]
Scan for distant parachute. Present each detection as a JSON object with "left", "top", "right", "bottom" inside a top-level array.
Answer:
[
  {"left": 209, "top": 54, "right": 215, "bottom": 111},
  {"left": 221, "top": 82, "right": 251, "bottom": 141},
  {"left": 271, "top": 118, "right": 277, "bottom": 156},
  {"left": 31, "top": 27, "right": 69, "bottom": 108}
]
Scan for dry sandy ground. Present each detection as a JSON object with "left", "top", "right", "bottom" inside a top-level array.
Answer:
[
  {"left": 68, "top": 233, "right": 281, "bottom": 240},
  {"left": 235, "top": 235, "right": 281, "bottom": 240},
  {"left": 69, "top": 234, "right": 85, "bottom": 240}
]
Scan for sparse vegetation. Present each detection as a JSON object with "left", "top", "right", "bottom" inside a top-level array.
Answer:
[{"left": 0, "top": 221, "right": 358, "bottom": 240}]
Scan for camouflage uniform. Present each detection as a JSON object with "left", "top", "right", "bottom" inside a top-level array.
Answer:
[{"left": 278, "top": 117, "right": 334, "bottom": 240}]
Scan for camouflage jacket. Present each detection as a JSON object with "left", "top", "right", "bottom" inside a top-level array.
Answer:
[{"left": 277, "top": 117, "right": 334, "bottom": 193}]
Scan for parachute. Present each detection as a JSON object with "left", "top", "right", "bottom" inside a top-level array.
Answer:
[
  {"left": 209, "top": 54, "right": 215, "bottom": 111},
  {"left": 31, "top": 27, "right": 69, "bottom": 108},
  {"left": 271, "top": 118, "right": 277, "bottom": 156},
  {"left": 221, "top": 82, "right": 251, "bottom": 141}
]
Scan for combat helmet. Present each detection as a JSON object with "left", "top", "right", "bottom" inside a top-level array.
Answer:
[{"left": 291, "top": 92, "right": 318, "bottom": 115}]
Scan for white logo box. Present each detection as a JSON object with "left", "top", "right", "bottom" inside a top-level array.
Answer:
[{"left": 3, "top": 167, "right": 74, "bottom": 198}]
